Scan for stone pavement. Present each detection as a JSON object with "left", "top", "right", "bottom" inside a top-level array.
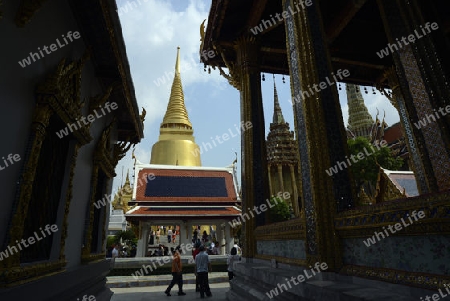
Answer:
[
  {"left": 110, "top": 282, "right": 229, "bottom": 300},
  {"left": 107, "top": 272, "right": 229, "bottom": 288}
]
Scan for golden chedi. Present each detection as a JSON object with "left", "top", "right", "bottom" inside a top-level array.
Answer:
[{"left": 150, "top": 47, "right": 201, "bottom": 166}]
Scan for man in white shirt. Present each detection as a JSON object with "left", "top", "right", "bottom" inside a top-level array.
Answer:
[
  {"left": 195, "top": 245, "right": 212, "bottom": 298},
  {"left": 111, "top": 244, "right": 119, "bottom": 269}
]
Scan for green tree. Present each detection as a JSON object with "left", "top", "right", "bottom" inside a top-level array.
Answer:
[
  {"left": 114, "top": 229, "right": 137, "bottom": 245},
  {"left": 269, "top": 196, "right": 291, "bottom": 223},
  {"left": 347, "top": 137, "right": 403, "bottom": 190}
]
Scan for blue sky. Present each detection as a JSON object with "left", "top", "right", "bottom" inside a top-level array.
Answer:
[{"left": 113, "top": 0, "right": 399, "bottom": 191}]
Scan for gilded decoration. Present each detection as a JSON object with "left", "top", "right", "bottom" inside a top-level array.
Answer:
[
  {"left": 212, "top": 42, "right": 242, "bottom": 91},
  {"left": 88, "top": 85, "right": 114, "bottom": 116},
  {"left": 335, "top": 191, "right": 450, "bottom": 238},
  {"left": 59, "top": 144, "right": 80, "bottom": 261},
  {"left": 36, "top": 52, "right": 92, "bottom": 145},
  {"left": 82, "top": 164, "right": 99, "bottom": 260},
  {"left": 340, "top": 265, "right": 450, "bottom": 290},
  {"left": 83, "top": 122, "right": 131, "bottom": 262},
  {"left": 377, "top": 67, "right": 429, "bottom": 194},
  {"left": 254, "top": 218, "right": 306, "bottom": 241},
  {"left": 140, "top": 107, "right": 146, "bottom": 130},
  {"left": 15, "top": 0, "right": 50, "bottom": 27},
  {"left": 1, "top": 53, "right": 92, "bottom": 286},
  {"left": 0, "top": 260, "right": 65, "bottom": 287},
  {"left": 283, "top": 0, "right": 345, "bottom": 270},
  {"left": 378, "top": 0, "right": 450, "bottom": 191},
  {"left": 99, "top": 0, "right": 143, "bottom": 141}
]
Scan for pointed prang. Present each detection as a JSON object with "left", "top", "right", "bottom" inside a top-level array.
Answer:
[
  {"left": 346, "top": 83, "right": 374, "bottom": 139},
  {"left": 272, "top": 75, "right": 286, "bottom": 124}
]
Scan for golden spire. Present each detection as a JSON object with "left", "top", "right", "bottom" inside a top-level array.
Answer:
[
  {"left": 150, "top": 47, "right": 201, "bottom": 166},
  {"left": 272, "top": 75, "right": 285, "bottom": 124},
  {"left": 161, "top": 46, "right": 193, "bottom": 129}
]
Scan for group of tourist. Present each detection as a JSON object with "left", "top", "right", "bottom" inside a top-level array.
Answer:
[
  {"left": 164, "top": 243, "right": 241, "bottom": 298},
  {"left": 149, "top": 226, "right": 179, "bottom": 245},
  {"left": 107, "top": 243, "right": 137, "bottom": 258}
]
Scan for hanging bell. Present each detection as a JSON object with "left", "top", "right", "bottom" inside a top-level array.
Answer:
[
  {"left": 262, "top": 73, "right": 265, "bottom": 81},
  {"left": 338, "top": 83, "right": 342, "bottom": 90},
  {"left": 364, "top": 87, "right": 368, "bottom": 94},
  {"left": 208, "top": 66, "right": 211, "bottom": 74},
  {"left": 282, "top": 75, "right": 285, "bottom": 83},
  {"left": 372, "top": 87, "right": 376, "bottom": 95}
]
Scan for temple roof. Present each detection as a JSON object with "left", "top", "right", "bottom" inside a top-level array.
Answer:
[
  {"left": 131, "top": 165, "right": 238, "bottom": 205},
  {"left": 201, "top": 0, "right": 450, "bottom": 86},
  {"left": 126, "top": 206, "right": 241, "bottom": 220},
  {"left": 70, "top": 0, "right": 144, "bottom": 142},
  {"left": 383, "top": 169, "right": 419, "bottom": 197}
]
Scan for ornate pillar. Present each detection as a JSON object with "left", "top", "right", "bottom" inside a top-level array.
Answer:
[
  {"left": 277, "top": 164, "right": 285, "bottom": 194},
  {"left": 267, "top": 164, "right": 273, "bottom": 196},
  {"left": 289, "top": 164, "right": 300, "bottom": 215},
  {"left": 235, "top": 35, "right": 269, "bottom": 259},
  {"left": 377, "top": 0, "right": 450, "bottom": 192},
  {"left": 225, "top": 222, "right": 233, "bottom": 253},
  {"left": 220, "top": 223, "right": 226, "bottom": 255},
  {"left": 283, "top": 0, "right": 352, "bottom": 269},
  {"left": 136, "top": 221, "right": 147, "bottom": 257}
]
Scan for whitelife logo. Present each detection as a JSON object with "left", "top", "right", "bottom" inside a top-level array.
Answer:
[
  {"left": 250, "top": 0, "right": 313, "bottom": 35},
  {"left": 414, "top": 104, "right": 450, "bottom": 129},
  {"left": 131, "top": 243, "right": 194, "bottom": 279},
  {"left": 376, "top": 22, "right": 439, "bottom": 59},
  {"left": 55, "top": 102, "right": 118, "bottom": 138},
  {"left": 265, "top": 262, "right": 328, "bottom": 299},
  {"left": 0, "top": 224, "right": 58, "bottom": 261},
  {"left": 18, "top": 31, "right": 81, "bottom": 68},
  {"left": 288, "top": 69, "right": 350, "bottom": 105},
  {"left": 325, "top": 140, "right": 387, "bottom": 177},
  {"left": 228, "top": 192, "right": 291, "bottom": 228},
  {"left": 191, "top": 121, "right": 253, "bottom": 157},
  {"left": 362, "top": 210, "right": 425, "bottom": 247},
  {"left": 0, "top": 153, "right": 21, "bottom": 171}
]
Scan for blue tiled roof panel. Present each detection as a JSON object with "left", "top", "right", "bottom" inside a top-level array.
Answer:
[{"left": 145, "top": 176, "right": 228, "bottom": 197}]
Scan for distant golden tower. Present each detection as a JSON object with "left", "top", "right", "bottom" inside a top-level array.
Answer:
[
  {"left": 150, "top": 47, "right": 202, "bottom": 166},
  {"left": 112, "top": 171, "right": 133, "bottom": 213}
]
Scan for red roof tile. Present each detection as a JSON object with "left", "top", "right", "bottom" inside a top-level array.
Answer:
[{"left": 126, "top": 206, "right": 241, "bottom": 217}]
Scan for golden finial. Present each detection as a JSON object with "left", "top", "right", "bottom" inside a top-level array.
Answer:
[{"left": 175, "top": 46, "right": 181, "bottom": 74}]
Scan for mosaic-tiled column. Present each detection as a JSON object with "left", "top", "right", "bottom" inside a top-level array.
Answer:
[
  {"left": 377, "top": 0, "right": 450, "bottom": 192},
  {"left": 289, "top": 164, "right": 300, "bottom": 215},
  {"left": 283, "top": 0, "right": 353, "bottom": 269},
  {"left": 235, "top": 35, "right": 270, "bottom": 258},
  {"left": 382, "top": 68, "right": 430, "bottom": 193},
  {"left": 267, "top": 164, "right": 273, "bottom": 196}
]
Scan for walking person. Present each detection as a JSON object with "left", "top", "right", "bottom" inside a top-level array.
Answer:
[
  {"left": 156, "top": 228, "right": 160, "bottom": 244},
  {"left": 150, "top": 230, "right": 155, "bottom": 245},
  {"left": 167, "top": 227, "right": 173, "bottom": 243},
  {"left": 227, "top": 247, "right": 240, "bottom": 280},
  {"left": 195, "top": 245, "right": 212, "bottom": 298},
  {"left": 172, "top": 230, "right": 177, "bottom": 244},
  {"left": 164, "top": 246, "right": 186, "bottom": 296},
  {"left": 192, "top": 242, "right": 201, "bottom": 292},
  {"left": 110, "top": 244, "right": 120, "bottom": 269}
]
